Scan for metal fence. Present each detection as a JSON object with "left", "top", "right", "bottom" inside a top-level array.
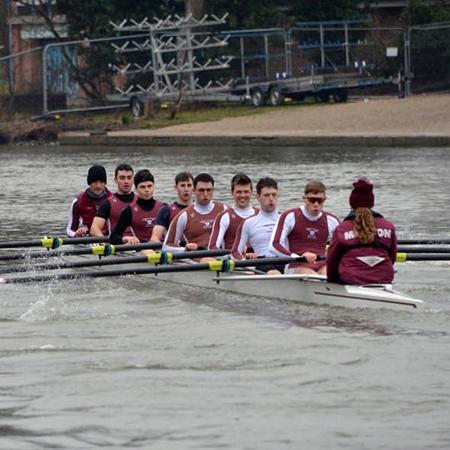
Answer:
[
  {"left": 0, "top": 21, "right": 449, "bottom": 117},
  {"left": 409, "top": 23, "right": 450, "bottom": 93}
]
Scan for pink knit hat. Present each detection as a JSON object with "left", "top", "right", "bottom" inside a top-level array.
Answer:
[{"left": 349, "top": 177, "right": 374, "bottom": 209}]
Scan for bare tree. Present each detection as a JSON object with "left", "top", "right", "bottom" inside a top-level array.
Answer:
[
  {"left": 16, "top": 0, "right": 111, "bottom": 101},
  {"left": 184, "top": 0, "right": 206, "bottom": 19}
]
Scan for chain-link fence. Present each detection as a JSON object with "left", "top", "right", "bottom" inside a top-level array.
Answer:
[
  {"left": 409, "top": 23, "right": 450, "bottom": 93},
  {"left": 0, "top": 36, "right": 128, "bottom": 117},
  {"left": 0, "top": 47, "right": 44, "bottom": 114}
]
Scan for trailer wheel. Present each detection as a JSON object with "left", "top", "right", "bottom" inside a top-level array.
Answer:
[
  {"left": 131, "top": 97, "right": 145, "bottom": 117},
  {"left": 333, "top": 91, "right": 348, "bottom": 103},
  {"left": 315, "top": 93, "right": 330, "bottom": 103},
  {"left": 268, "top": 86, "right": 284, "bottom": 106},
  {"left": 250, "top": 88, "right": 264, "bottom": 107}
]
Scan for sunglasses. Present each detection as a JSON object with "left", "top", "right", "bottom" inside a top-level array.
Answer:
[{"left": 305, "top": 196, "right": 326, "bottom": 205}]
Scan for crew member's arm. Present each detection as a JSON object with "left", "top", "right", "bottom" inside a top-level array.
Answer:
[
  {"left": 208, "top": 210, "right": 230, "bottom": 250},
  {"left": 109, "top": 206, "right": 139, "bottom": 245},
  {"left": 66, "top": 198, "right": 86, "bottom": 237},
  {"left": 269, "top": 211, "right": 297, "bottom": 257},
  {"left": 150, "top": 205, "right": 170, "bottom": 242},
  {"left": 163, "top": 211, "right": 189, "bottom": 252},
  {"left": 90, "top": 200, "right": 111, "bottom": 237},
  {"left": 326, "top": 214, "right": 341, "bottom": 243},
  {"left": 231, "top": 221, "right": 253, "bottom": 259}
]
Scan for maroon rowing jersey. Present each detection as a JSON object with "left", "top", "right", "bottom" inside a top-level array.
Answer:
[
  {"left": 327, "top": 214, "right": 397, "bottom": 285},
  {"left": 209, "top": 206, "right": 258, "bottom": 250},
  {"left": 67, "top": 189, "right": 112, "bottom": 237},
  {"left": 130, "top": 200, "right": 164, "bottom": 242},
  {"left": 271, "top": 207, "right": 340, "bottom": 270},
  {"left": 168, "top": 203, "right": 183, "bottom": 224},
  {"left": 109, "top": 193, "right": 137, "bottom": 234},
  {"left": 165, "top": 201, "right": 226, "bottom": 249}
]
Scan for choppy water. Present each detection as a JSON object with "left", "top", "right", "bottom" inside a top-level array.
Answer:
[{"left": 1, "top": 144, "right": 450, "bottom": 449}]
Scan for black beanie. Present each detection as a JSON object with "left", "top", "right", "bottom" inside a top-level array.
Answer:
[
  {"left": 87, "top": 165, "right": 107, "bottom": 185},
  {"left": 134, "top": 169, "right": 154, "bottom": 187}
]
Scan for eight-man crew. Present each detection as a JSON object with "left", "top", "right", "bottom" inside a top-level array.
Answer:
[
  {"left": 231, "top": 177, "right": 283, "bottom": 275},
  {"left": 209, "top": 173, "right": 257, "bottom": 250},
  {"left": 327, "top": 178, "right": 397, "bottom": 285},
  {"left": 66, "top": 164, "right": 112, "bottom": 237},
  {"left": 150, "top": 172, "right": 194, "bottom": 243},
  {"left": 163, "top": 173, "right": 226, "bottom": 256},
  {"left": 90, "top": 164, "right": 136, "bottom": 237},
  {"left": 109, "top": 169, "right": 166, "bottom": 245},
  {"left": 270, "top": 180, "right": 340, "bottom": 275}
]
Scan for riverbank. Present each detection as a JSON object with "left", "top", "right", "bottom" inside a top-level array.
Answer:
[
  {"left": 2, "top": 93, "right": 450, "bottom": 147},
  {"left": 59, "top": 93, "right": 450, "bottom": 147}
]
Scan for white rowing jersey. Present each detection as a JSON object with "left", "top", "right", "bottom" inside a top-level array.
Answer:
[{"left": 231, "top": 209, "right": 280, "bottom": 259}]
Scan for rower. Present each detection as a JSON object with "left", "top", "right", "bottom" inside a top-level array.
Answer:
[
  {"left": 90, "top": 163, "right": 136, "bottom": 237},
  {"left": 163, "top": 173, "right": 226, "bottom": 261},
  {"left": 209, "top": 173, "right": 257, "bottom": 250},
  {"left": 109, "top": 169, "right": 166, "bottom": 246},
  {"left": 231, "top": 177, "right": 283, "bottom": 275},
  {"left": 270, "top": 180, "right": 340, "bottom": 275},
  {"left": 327, "top": 177, "right": 397, "bottom": 285},
  {"left": 66, "top": 164, "right": 112, "bottom": 237},
  {"left": 150, "top": 171, "right": 194, "bottom": 242}
]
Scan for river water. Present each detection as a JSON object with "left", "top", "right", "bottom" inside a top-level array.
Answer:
[{"left": 0, "top": 144, "right": 449, "bottom": 449}]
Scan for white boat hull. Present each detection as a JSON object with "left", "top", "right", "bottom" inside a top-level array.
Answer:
[
  {"left": 54, "top": 253, "right": 424, "bottom": 311},
  {"left": 145, "top": 271, "right": 423, "bottom": 311}
]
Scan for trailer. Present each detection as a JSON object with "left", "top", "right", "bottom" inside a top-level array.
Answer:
[{"left": 231, "top": 70, "right": 388, "bottom": 107}]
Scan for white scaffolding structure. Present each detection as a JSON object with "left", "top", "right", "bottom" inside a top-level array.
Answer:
[{"left": 110, "top": 14, "right": 234, "bottom": 98}]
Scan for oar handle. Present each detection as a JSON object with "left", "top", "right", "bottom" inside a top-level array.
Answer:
[
  {"left": 396, "top": 253, "right": 450, "bottom": 262},
  {"left": 398, "top": 238, "right": 450, "bottom": 245}
]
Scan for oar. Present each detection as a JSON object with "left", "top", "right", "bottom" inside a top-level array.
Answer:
[
  {"left": 396, "top": 253, "right": 450, "bottom": 262},
  {"left": 0, "top": 236, "right": 110, "bottom": 250},
  {"left": 0, "top": 256, "right": 307, "bottom": 285},
  {"left": 398, "top": 238, "right": 450, "bottom": 245},
  {"left": 0, "top": 249, "right": 231, "bottom": 274},
  {"left": 0, "top": 242, "right": 162, "bottom": 262},
  {"left": 397, "top": 246, "right": 450, "bottom": 253}
]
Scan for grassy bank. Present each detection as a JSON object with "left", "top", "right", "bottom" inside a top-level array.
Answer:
[{"left": 0, "top": 100, "right": 315, "bottom": 143}]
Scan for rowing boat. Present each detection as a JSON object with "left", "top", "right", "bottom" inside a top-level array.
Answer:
[
  {"left": 76, "top": 254, "right": 423, "bottom": 310},
  {"left": 142, "top": 270, "right": 423, "bottom": 311}
]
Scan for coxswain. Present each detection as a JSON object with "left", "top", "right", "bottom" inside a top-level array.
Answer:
[
  {"left": 150, "top": 171, "right": 194, "bottom": 242},
  {"left": 209, "top": 173, "right": 257, "bottom": 250},
  {"left": 109, "top": 169, "right": 166, "bottom": 246},
  {"left": 327, "top": 178, "right": 397, "bottom": 285},
  {"left": 231, "top": 177, "right": 282, "bottom": 274},
  {"left": 270, "top": 180, "right": 340, "bottom": 275},
  {"left": 90, "top": 163, "right": 136, "bottom": 237},
  {"left": 66, "top": 164, "right": 112, "bottom": 237},
  {"left": 163, "top": 173, "right": 226, "bottom": 261}
]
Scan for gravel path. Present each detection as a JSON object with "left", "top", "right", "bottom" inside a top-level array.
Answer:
[{"left": 110, "top": 94, "right": 450, "bottom": 137}]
